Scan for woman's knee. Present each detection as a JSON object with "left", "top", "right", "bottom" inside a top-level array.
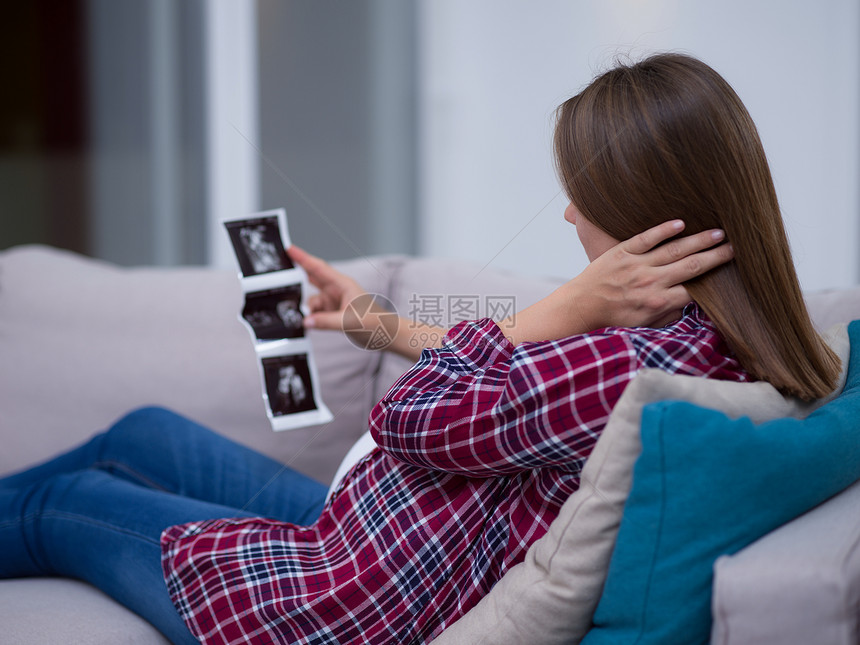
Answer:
[
  {"left": 109, "top": 406, "right": 176, "bottom": 437},
  {"left": 115, "top": 406, "right": 184, "bottom": 426},
  {"left": 111, "top": 406, "right": 225, "bottom": 447},
  {"left": 106, "top": 407, "right": 209, "bottom": 452}
]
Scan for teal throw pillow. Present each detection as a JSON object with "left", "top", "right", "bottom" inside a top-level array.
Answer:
[{"left": 582, "top": 320, "right": 860, "bottom": 645}]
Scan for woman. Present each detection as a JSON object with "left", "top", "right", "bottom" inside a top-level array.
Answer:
[{"left": 0, "top": 53, "right": 838, "bottom": 644}]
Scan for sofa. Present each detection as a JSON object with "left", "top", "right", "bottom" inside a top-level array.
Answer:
[{"left": 2, "top": 243, "right": 860, "bottom": 644}]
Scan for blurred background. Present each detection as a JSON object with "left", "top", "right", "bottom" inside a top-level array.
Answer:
[{"left": 1, "top": 0, "right": 858, "bottom": 290}]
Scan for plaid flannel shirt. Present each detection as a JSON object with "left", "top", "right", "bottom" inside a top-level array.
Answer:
[{"left": 161, "top": 303, "right": 748, "bottom": 644}]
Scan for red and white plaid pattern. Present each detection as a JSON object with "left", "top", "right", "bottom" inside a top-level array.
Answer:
[{"left": 162, "top": 304, "right": 748, "bottom": 644}]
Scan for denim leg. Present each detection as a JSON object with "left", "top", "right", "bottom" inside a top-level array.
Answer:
[
  {"left": 0, "top": 469, "right": 265, "bottom": 644},
  {"left": 0, "top": 408, "right": 332, "bottom": 642},
  {"left": 1, "top": 407, "right": 327, "bottom": 525}
]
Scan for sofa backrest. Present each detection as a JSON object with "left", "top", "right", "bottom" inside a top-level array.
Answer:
[{"left": 3, "top": 244, "right": 858, "bottom": 487}]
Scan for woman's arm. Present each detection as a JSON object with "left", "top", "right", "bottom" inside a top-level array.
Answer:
[
  {"left": 286, "top": 245, "right": 447, "bottom": 359},
  {"left": 501, "top": 221, "right": 731, "bottom": 345},
  {"left": 288, "top": 220, "right": 732, "bottom": 361},
  {"left": 368, "top": 317, "right": 639, "bottom": 477}
]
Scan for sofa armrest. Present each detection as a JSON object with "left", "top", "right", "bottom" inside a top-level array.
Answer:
[{"left": 711, "top": 478, "right": 860, "bottom": 645}]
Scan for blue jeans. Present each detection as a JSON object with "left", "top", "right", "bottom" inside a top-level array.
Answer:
[{"left": 0, "top": 407, "right": 328, "bottom": 644}]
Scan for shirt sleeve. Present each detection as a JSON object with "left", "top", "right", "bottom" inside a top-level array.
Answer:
[{"left": 368, "top": 318, "right": 640, "bottom": 477}]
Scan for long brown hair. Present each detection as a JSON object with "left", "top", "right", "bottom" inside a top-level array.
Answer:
[{"left": 554, "top": 53, "right": 839, "bottom": 400}]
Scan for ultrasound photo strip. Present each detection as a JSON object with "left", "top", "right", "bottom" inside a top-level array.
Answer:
[
  {"left": 257, "top": 340, "right": 332, "bottom": 432},
  {"left": 223, "top": 208, "right": 333, "bottom": 432},
  {"left": 223, "top": 208, "right": 303, "bottom": 291},
  {"left": 241, "top": 284, "right": 306, "bottom": 342}
]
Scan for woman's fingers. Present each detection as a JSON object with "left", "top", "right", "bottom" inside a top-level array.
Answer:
[
  {"left": 288, "top": 245, "right": 339, "bottom": 289},
  {"left": 289, "top": 246, "right": 372, "bottom": 332},
  {"left": 306, "top": 293, "right": 327, "bottom": 313},
  {"left": 660, "top": 283, "right": 696, "bottom": 312},
  {"left": 624, "top": 220, "right": 730, "bottom": 262},
  {"left": 657, "top": 238, "right": 734, "bottom": 285},
  {"left": 624, "top": 220, "right": 686, "bottom": 254},
  {"left": 304, "top": 310, "right": 345, "bottom": 331},
  {"left": 620, "top": 221, "right": 733, "bottom": 284},
  {"left": 651, "top": 228, "right": 726, "bottom": 264}
]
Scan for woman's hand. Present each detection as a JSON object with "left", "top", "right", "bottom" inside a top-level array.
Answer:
[
  {"left": 288, "top": 246, "right": 444, "bottom": 360},
  {"left": 287, "top": 245, "right": 369, "bottom": 331},
  {"left": 501, "top": 220, "right": 733, "bottom": 345}
]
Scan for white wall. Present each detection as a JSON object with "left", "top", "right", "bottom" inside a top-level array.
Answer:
[{"left": 418, "top": 0, "right": 860, "bottom": 291}]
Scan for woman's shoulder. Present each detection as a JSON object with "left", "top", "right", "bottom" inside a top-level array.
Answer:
[
  {"left": 617, "top": 303, "right": 750, "bottom": 381},
  {"left": 511, "top": 303, "right": 747, "bottom": 382}
]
